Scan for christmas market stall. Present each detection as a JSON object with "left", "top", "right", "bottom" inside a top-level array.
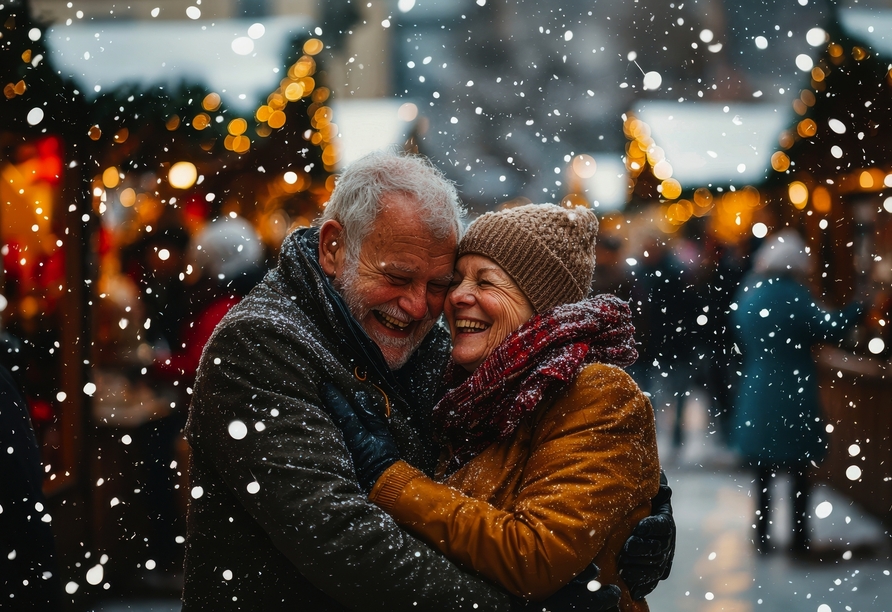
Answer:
[
  {"left": 620, "top": 5, "right": 892, "bottom": 526},
  {"left": 2, "top": 3, "right": 348, "bottom": 603}
]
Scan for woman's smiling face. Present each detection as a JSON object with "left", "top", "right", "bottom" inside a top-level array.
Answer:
[{"left": 445, "top": 254, "right": 535, "bottom": 371}]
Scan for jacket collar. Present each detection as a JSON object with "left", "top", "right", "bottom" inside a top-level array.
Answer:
[{"left": 279, "top": 227, "right": 404, "bottom": 394}]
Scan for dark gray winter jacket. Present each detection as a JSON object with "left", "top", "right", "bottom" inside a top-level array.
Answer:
[{"left": 182, "top": 228, "right": 510, "bottom": 611}]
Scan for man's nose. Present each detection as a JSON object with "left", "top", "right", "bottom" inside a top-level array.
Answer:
[{"left": 400, "top": 284, "right": 429, "bottom": 320}]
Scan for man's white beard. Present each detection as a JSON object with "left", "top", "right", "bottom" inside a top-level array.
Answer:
[{"left": 336, "top": 263, "right": 434, "bottom": 370}]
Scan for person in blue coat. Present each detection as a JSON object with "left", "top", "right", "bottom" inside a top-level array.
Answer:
[{"left": 730, "top": 229, "right": 863, "bottom": 554}]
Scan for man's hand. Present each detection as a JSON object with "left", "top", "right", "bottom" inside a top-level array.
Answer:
[
  {"left": 512, "top": 563, "right": 620, "bottom": 612},
  {"left": 618, "top": 470, "right": 676, "bottom": 600},
  {"left": 319, "top": 383, "right": 401, "bottom": 492}
]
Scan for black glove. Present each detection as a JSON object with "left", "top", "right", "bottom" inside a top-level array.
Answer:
[
  {"left": 618, "top": 470, "right": 676, "bottom": 600},
  {"left": 319, "top": 382, "right": 401, "bottom": 492},
  {"left": 510, "top": 562, "right": 620, "bottom": 612}
]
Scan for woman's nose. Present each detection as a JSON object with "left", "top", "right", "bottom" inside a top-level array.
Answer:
[{"left": 448, "top": 281, "right": 475, "bottom": 308}]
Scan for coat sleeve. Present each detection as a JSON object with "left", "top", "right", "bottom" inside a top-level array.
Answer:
[
  {"left": 187, "top": 313, "right": 511, "bottom": 612},
  {"left": 800, "top": 286, "right": 863, "bottom": 343},
  {"left": 368, "top": 363, "right": 661, "bottom": 600}
]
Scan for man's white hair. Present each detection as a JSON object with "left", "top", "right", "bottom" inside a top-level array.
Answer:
[{"left": 316, "top": 148, "right": 465, "bottom": 265}]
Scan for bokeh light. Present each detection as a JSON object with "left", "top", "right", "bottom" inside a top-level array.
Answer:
[{"left": 168, "top": 161, "right": 198, "bottom": 189}]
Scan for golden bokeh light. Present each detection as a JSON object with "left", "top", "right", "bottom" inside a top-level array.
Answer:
[
  {"left": 102, "top": 167, "right": 120, "bottom": 189},
  {"left": 228, "top": 118, "right": 248, "bottom": 136},
  {"left": 860, "top": 170, "right": 874, "bottom": 189},
  {"left": 192, "top": 113, "right": 211, "bottom": 130},
  {"left": 202, "top": 92, "right": 222, "bottom": 112},
  {"left": 169, "top": 161, "right": 198, "bottom": 189},
  {"left": 771, "top": 151, "right": 791, "bottom": 172},
  {"left": 811, "top": 67, "right": 826, "bottom": 82},
  {"left": 660, "top": 178, "right": 682, "bottom": 200},
  {"left": 319, "top": 123, "right": 338, "bottom": 142},
  {"left": 298, "top": 76, "right": 316, "bottom": 96},
  {"left": 267, "top": 110, "right": 286, "bottom": 129},
  {"left": 797, "top": 118, "right": 817, "bottom": 138},
  {"left": 255, "top": 105, "right": 272, "bottom": 123},
  {"left": 800, "top": 90, "right": 816, "bottom": 107},
  {"left": 120, "top": 187, "right": 137, "bottom": 207},
  {"left": 114, "top": 128, "right": 129, "bottom": 143},
  {"left": 666, "top": 200, "right": 693, "bottom": 225},
  {"left": 312, "top": 87, "right": 331, "bottom": 103},
  {"left": 693, "top": 187, "right": 714, "bottom": 216},
  {"left": 852, "top": 46, "right": 869, "bottom": 61},
  {"left": 284, "top": 82, "right": 305, "bottom": 101},
  {"left": 313, "top": 106, "right": 334, "bottom": 126},
  {"left": 788, "top": 181, "right": 809, "bottom": 209},
  {"left": 88, "top": 125, "right": 102, "bottom": 140},
  {"left": 303, "top": 38, "right": 324, "bottom": 56},
  {"left": 652, "top": 159, "right": 673, "bottom": 180},
  {"left": 813, "top": 186, "right": 831, "bottom": 212},
  {"left": 231, "top": 135, "right": 250, "bottom": 154},
  {"left": 778, "top": 130, "right": 795, "bottom": 149},
  {"left": 829, "top": 43, "right": 843, "bottom": 58},
  {"left": 166, "top": 115, "right": 180, "bottom": 131},
  {"left": 321, "top": 144, "right": 338, "bottom": 166}
]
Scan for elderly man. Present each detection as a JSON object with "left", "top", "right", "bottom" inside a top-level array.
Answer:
[{"left": 182, "top": 150, "right": 673, "bottom": 611}]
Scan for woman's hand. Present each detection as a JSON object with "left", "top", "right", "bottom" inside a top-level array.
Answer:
[
  {"left": 319, "top": 383, "right": 401, "bottom": 493},
  {"left": 618, "top": 471, "right": 676, "bottom": 599}
]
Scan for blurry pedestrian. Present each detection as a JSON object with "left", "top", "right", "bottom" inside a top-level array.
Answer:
[
  {"left": 628, "top": 228, "right": 698, "bottom": 450},
  {"left": 1, "top": 357, "right": 64, "bottom": 610},
  {"left": 142, "top": 215, "right": 266, "bottom": 582},
  {"left": 692, "top": 236, "right": 749, "bottom": 444},
  {"left": 730, "top": 229, "right": 864, "bottom": 554}
]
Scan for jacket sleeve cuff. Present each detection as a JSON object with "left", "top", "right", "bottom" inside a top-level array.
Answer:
[{"left": 369, "top": 460, "right": 424, "bottom": 511}]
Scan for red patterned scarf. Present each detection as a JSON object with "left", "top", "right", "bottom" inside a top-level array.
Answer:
[{"left": 431, "top": 294, "right": 638, "bottom": 474}]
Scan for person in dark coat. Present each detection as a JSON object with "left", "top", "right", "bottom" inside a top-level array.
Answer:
[
  {"left": 0, "top": 359, "right": 64, "bottom": 609},
  {"left": 182, "top": 150, "right": 675, "bottom": 611},
  {"left": 730, "top": 229, "right": 863, "bottom": 554}
]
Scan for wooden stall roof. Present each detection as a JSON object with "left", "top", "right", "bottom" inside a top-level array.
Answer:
[
  {"left": 632, "top": 101, "right": 793, "bottom": 189},
  {"left": 44, "top": 15, "right": 313, "bottom": 114}
]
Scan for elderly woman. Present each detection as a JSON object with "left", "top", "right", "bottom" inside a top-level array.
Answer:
[{"left": 323, "top": 204, "right": 662, "bottom": 610}]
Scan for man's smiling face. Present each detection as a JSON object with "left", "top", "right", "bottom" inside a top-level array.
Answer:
[{"left": 322, "top": 193, "right": 457, "bottom": 370}]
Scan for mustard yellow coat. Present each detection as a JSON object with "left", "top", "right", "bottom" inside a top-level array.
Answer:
[{"left": 370, "top": 363, "right": 661, "bottom": 611}]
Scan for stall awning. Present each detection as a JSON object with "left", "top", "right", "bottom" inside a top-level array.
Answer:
[
  {"left": 839, "top": 7, "right": 892, "bottom": 56},
  {"left": 45, "top": 15, "right": 313, "bottom": 113},
  {"left": 330, "top": 99, "right": 419, "bottom": 169},
  {"left": 633, "top": 102, "right": 793, "bottom": 188}
]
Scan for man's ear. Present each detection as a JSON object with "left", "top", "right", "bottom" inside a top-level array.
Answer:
[{"left": 318, "top": 220, "right": 345, "bottom": 278}]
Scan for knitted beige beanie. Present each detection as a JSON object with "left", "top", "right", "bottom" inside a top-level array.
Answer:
[{"left": 458, "top": 203, "right": 599, "bottom": 313}]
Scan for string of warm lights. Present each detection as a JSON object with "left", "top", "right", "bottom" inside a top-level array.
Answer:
[
  {"left": 623, "top": 113, "right": 765, "bottom": 241},
  {"left": 772, "top": 37, "right": 892, "bottom": 213}
]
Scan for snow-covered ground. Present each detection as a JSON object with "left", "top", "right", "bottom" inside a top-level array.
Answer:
[{"left": 655, "top": 395, "right": 892, "bottom": 612}]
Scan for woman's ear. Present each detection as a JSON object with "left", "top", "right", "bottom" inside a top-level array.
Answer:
[{"left": 318, "top": 220, "right": 345, "bottom": 278}]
